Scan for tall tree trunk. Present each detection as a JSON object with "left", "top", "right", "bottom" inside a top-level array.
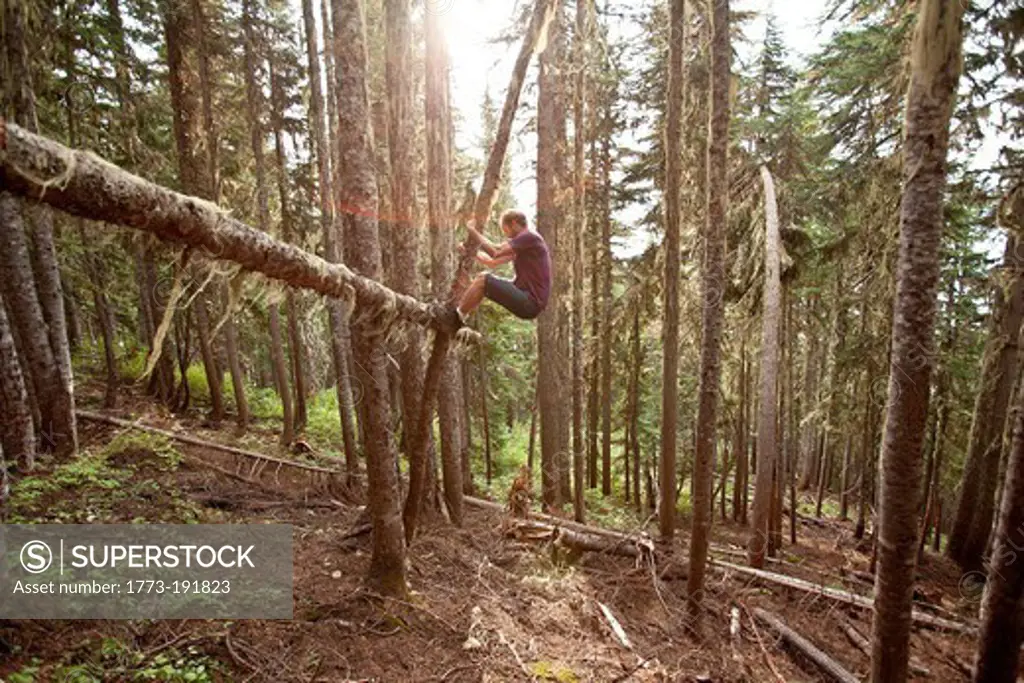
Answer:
[
  {"left": 660, "top": 0, "right": 685, "bottom": 539},
  {"left": 164, "top": 0, "right": 225, "bottom": 423},
  {"left": 869, "top": 2, "right": 964, "bottom": 680},
  {"left": 971, "top": 368, "right": 1024, "bottom": 683},
  {"left": 242, "top": 0, "right": 293, "bottom": 446},
  {"left": 332, "top": 0, "right": 407, "bottom": 596},
  {"left": 0, "top": 291, "right": 35, "bottom": 473},
  {"left": 537, "top": 0, "right": 569, "bottom": 510},
  {"left": 385, "top": 0, "right": 434, "bottom": 533},
  {"left": 481, "top": 349, "right": 492, "bottom": 486},
  {"left": 269, "top": 56, "right": 308, "bottom": 434},
  {"left": 425, "top": 2, "right": 464, "bottom": 524},
  {"left": 571, "top": 0, "right": 589, "bottom": 523},
  {"left": 600, "top": 130, "right": 613, "bottom": 499},
  {"left": 948, "top": 234, "right": 1024, "bottom": 571},
  {"left": 2, "top": 0, "right": 77, "bottom": 457},
  {"left": 688, "top": 0, "right": 729, "bottom": 622},
  {"left": 748, "top": 165, "right": 781, "bottom": 568},
  {"left": 319, "top": 0, "right": 360, "bottom": 477},
  {"left": 816, "top": 272, "right": 844, "bottom": 517},
  {"left": 588, "top": 203, "right": 600, "bottom": 489},
  {"left": 733, "top": 340, "right": 747, "bottom": 521},
  {"left": 631, "top": 304, "right": 642, "bottom": 511},
  {"left": 798, "top": 301, "right": 821, "bottom": 490}
]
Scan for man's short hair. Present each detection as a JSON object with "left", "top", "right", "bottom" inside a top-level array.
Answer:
[{"left": 501, "top": 210, "right": 528, "bottom": 230}]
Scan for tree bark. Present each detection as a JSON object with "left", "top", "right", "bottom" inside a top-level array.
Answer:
[
  {"left": 749, "top": 165, "right": 781, "bottom": 568},
  {"left": 268, "top": 55, "right": 308, "bottom": 434},
  {"left": 2, "top": 0, "right": 77, "bottom": 457},
  {"left": 869, "top": 2, "right": 964, "bottom": 680},
  {"left": 164, "top": 0, "right": 225, "bottom": 423},
  {"left": 571, "top": 0, "right": 590, "bottom": 523},
  {"left": 948, "top": 234, "right": 1024, "bottom": 571},
  {"left": 660, "top": 0, "right": 685, "bottom": 539},
  {"left": 425, "top": 3, "right": 464, "bottom": 524},
  {"left": 332, "top": 0, "right": 407, "bottom": 596},
  {"left": 971, "top": 377, "right": 1024, "bottom": 683},
  {"left": 0, "top": 291, "right": 34, "bottom": 472},
  {"left": 319, "top": 0, "right": 360, "bottom": 479},
  {"left": 537, "top": 0, "right": 569, "bottom": 509},
  {"left": 687, "top": 0, "right": 729, "bottom": 622}
]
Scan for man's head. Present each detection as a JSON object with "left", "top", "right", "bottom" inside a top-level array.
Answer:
[{"left": 500, "top": 209, "right": 529, "bottom": 238}]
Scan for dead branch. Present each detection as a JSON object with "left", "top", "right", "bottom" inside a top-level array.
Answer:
[
  {"left": 0, "top": 119, "right": 448, "bottom": 332},
  {"left": 713, "top": 558, "right": 975, "bottom": 634},
  {"left": 751, "top": 607, "right": 859, "bottom": 683},
  {"left": 77, "top": 409, "right": 342, "bottom": 477},
  {"left": 840, "top": 619, "right": 930, "bottom": 677}
]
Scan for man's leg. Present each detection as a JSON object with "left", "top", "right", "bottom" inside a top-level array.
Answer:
[
  {"left": 457, "top": 273, "right": 487, "bottom": 320},
  {"left": 481, "top": 275, "right": 540, "bottom": 320}
]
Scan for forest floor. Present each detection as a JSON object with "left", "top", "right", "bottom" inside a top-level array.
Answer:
[{"left": 0, "top": 384, "right": 993, "bottom": 682}]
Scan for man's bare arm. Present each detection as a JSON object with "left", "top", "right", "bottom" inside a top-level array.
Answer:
[
  {"left": 468, "top": 225, "right": 500, "bottom": 257},
  {"left": 476, "top": 252, "right": 515, "bottom": 269}
]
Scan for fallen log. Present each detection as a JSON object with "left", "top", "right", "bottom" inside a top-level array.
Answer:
[
  {"left": 465, "top": 496, "right": 638, "bottom": 544},
  {"left": 0, "top": 119, "right": 450, "bottom": 333},
  {"left": 840, "top": 619, "right": 930, "bottom": 677},
  {"left": 505, "top": 520, "right": 645, "bottom": 560},
  {"left": 715, "top": 559, "right": 975, "bottom": 634},
  {"left": 751, "top": 607, "right": 860, "bottom": 683}
]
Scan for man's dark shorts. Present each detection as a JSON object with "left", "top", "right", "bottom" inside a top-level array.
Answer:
[{"left": 485, "top": 274, "right": 542, "bottom": 320}]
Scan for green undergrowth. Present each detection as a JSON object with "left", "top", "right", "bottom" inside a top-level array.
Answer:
[
  {"left": 7, "top": 432, "right": 201, "bottom": 525},
  {"left": 4, "top": 637, "right": 225, "bottom": 682}
]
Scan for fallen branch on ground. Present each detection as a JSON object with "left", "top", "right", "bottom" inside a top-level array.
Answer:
[
  {"left": 840, "top": 619, "right": 929, "bottom": 677},
  {"left": 751, "top": 607, "right": 859, "bottom": 683},
  {"left": 77, "top": 410, "right": 349, "bottom": 496},
  {"left": 713, "top": 558, "right": 975, "bottom": 634}
]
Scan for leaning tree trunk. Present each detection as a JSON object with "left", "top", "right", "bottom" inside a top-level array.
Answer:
[
  {"left": 660, "top": 0, "right": 685, "bottom": 539},
  {"left": 688, "top": 0, "right": 729, "bottom": 624},
  {"left": 947, "top": 234, "right": 1024, "bottom": 571},
  {"left": 869, "top": 2, "right": 964, "bottom": 681},
  {"left": 332, "top": 0, "right": 407, "bottom": 597},
  {"left": 749, "top": 165, "right": 781, "bottom": 568}
]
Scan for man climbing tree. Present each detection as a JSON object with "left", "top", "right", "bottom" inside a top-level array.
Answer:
[{"left": 456, "top": 210, "right": 552, "bottom": 323}]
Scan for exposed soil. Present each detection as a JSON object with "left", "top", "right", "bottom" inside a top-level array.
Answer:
[{"left": 0, "top": 393, "right": 1001, "bottom": 681}]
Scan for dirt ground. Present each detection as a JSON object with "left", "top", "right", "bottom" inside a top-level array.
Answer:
[{"left": 0, "top": 392, "right": 1000, "bottom": 681}]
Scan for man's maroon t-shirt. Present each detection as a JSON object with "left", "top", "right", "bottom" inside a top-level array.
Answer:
[{"left": 510, "top": 229, "right": 551, "bottom": 311}]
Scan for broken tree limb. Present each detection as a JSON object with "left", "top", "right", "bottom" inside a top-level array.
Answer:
[
  {"left": 0, "top": 119, "right": 451, "bottom": 333},
  {"left": 76, "top": 409, "right": 347, "bottom": 483},
  {"left": 714, "top": 558, "right": 975, "bottom": 634},
  {"left": 751, "top": 607, "right": 860, "bottom": 683},
  {"left": 449, "top": 0, "right": 558, "bottom": 302},
  {"left": 840, "top": 619, "right": 930, "bottom": 677}
]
